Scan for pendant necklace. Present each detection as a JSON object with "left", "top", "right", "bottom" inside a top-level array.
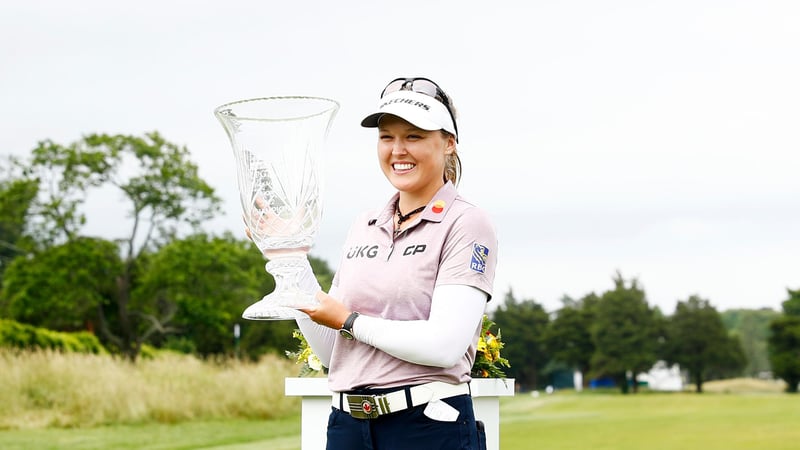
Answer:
[{"left": 395, "top": 198, "right": 426, "bottom": 226}]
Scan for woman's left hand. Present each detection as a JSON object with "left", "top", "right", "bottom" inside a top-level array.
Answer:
[{"left": 298, "top": 291, "right": 352, "bottom": 330}]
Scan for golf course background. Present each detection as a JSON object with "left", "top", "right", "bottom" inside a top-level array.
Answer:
[{"left": 1, "top": 349, "right": 796, "bottom": 450}]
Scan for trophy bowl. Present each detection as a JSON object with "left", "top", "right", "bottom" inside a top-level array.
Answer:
[{"left": 214, "top": 97, "right": 339, "bottom": 320}]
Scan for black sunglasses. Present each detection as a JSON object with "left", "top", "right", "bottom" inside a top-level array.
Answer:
[{"left": 380, "top": 77, "right": 459, "bottom": 141}]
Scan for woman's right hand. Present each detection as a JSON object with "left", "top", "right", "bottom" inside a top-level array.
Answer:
[{"left": 298, "top": 291, "right": 352, "bottom": 331}]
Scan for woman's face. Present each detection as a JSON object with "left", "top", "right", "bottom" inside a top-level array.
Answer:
[{"left": 377, "top": 115, "right": 455, "bottom": 201}]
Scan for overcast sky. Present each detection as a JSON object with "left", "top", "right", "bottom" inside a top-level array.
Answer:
[{"left": 2, "top": 0, "right": 798, "bottom": 314}]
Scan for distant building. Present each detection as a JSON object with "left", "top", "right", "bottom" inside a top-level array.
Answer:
[{"left": 638, "top": 361, "right": 684, "bottom": 391}]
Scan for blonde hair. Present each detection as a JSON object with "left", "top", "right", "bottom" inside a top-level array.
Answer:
[
  {"left": 441, "top": 94, "right": 460, "bottom": 185},
  {"left": 444, "top": 145, "right": 461, "bottom": 186}
]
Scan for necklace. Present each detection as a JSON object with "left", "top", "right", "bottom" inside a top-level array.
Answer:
[{"left": 395, "top": 198, "right": 426, "bottom": 225}]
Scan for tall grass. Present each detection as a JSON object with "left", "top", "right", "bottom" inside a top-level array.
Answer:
[{"left": 0, "top": 349, "right": 300, "bottom": 429}]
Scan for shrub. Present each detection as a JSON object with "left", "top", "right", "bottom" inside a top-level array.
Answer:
[{"left": 0, "top": 319, "right": 106, "bottom": 354}]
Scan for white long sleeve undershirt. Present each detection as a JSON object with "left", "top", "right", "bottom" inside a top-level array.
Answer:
[
  {"left": 352, "top": 284, "right": 488, "bottom": 368},
  {"left": 293, "top": 260, "right": 488, "bottom": 369},
  {"left": 294, "top": 262, "right": 336, "bottom": 368}
]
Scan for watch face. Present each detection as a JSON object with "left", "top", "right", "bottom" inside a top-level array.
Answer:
[{"left": 339, "top": 329, "right": 355, "bottom": 340}]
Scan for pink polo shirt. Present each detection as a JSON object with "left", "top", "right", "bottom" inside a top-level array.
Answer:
[{"left": 327, "top": 182, "right": 498, "bottom": 391}]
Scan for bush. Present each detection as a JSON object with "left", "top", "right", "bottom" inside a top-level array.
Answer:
[{"left": 0, "top": 319, "right": 106, "bottom": 354}]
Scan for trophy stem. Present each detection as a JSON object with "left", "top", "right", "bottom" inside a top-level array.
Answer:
[{"left": 241, "top": 254, "right": 317, "bottom": 321}]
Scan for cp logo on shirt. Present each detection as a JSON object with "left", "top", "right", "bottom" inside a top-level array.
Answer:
[
  {"left": 403, "top": 244, "right": 427, "bottom": 256},
  {"left": 470, "top": 244, "right": 489, "bottom": 274}
]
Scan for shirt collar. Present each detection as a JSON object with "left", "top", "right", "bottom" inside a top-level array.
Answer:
[{"left": 368, "top": 181, "right": 458, "bottom": 227}]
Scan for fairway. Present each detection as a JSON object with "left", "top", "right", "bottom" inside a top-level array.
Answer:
[
  {"left": 501, "top": 391, "right": 800, "bottom": 450},
  {"left": 1, "top": 391, "right": 797, "bottom": 449},
  {"left": 0, "top": 416, "right": 302, "bottom": 450}
]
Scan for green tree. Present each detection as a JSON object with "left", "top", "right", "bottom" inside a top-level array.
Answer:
[
  {"left": 665, "top": 295, "right": 746, "bottom": 393},
  {"left": 768, "top": 288, "right": 800, "bottom": 393},
  {"left": 543, "top": 293, "right": 598, "bottom": 385},
  {"left": 590, "top": 272, "right": 661, "bottom": 394},
  {"left": 492, "top": 289, "right": 550, "bottom": 391},
  {"left": 1, "top": 237, "right": 122, "bottom": 330},
  {"left": 132, "top": 233, "right": 336, "bottom": 358},
  {"left": 6, "top": 132, "right": 220, "bottom": 360},
  {"left": 0, "top": 170, "right": 38, "bottom": 284},
  {"left": 130, "top": 233, "right": 268, "bottom": 356},
  {"left": 721, "top": 308, "right": 779, "bottom": 377}
]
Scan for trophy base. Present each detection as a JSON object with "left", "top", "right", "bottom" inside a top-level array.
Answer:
[
  {"left": 242, "top": 290, "right": 317, "bottom": 321},
  {"left": 242, "top": 253, "right": 320, "bottom": 320}
]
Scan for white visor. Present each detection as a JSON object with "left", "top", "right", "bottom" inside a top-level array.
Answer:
[{"left": 361, "top": 90, "right": 457, "bottom": 139}]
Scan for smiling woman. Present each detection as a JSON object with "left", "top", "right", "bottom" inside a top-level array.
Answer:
[{"left": 257, "top": 77, "right": 500, "bottom": 450}]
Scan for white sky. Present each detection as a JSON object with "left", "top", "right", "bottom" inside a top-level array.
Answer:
[{"left": 2, "top": 0, "right": 798, "bottom": 314}]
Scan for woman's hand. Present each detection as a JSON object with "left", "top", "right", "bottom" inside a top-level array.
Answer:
[
  {"left": 243, "top": 196, "right": 310, "bottom": 258},
  {"left": 245, "top": 196, "right": 307, "bottom": 240},
  {"left": 299, "top": 291, "right": 352, "bottom": 330}
]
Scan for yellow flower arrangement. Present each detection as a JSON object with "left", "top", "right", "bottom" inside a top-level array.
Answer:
[
  {"left": 287, "top": 315, "right": 510, "bottom": 378},
  {"left": 471, "top": 315, "right": 510, "bottom": 379},
  {"left": 285, "top": 329, "right": 326, "bottom": 377}
]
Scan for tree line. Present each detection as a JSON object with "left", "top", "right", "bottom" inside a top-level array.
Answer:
[
  {"left": 1, "top": 132, "right": 798, "bottom": 394},
  {"left": 490, "top": 272, "right": 798, "bottom": 394}
]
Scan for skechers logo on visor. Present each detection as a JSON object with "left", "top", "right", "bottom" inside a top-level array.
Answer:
[
  {"left": 470, "top": 244, "right": 489, "bottom": 274},
  {"left": 380, "top": 98, "right": 431, "bottom": 111}
]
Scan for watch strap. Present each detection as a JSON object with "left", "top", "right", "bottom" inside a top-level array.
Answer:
[
  {"left": 342, "top": 311, "right": 360, "bottom": 333},
  {"left": 339, "top": 311, "right": 360, "bottom": 339}
]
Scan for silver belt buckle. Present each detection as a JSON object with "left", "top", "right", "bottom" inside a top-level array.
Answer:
[{"left": 346, "top": 394, "right": 389, "bottom": 419}]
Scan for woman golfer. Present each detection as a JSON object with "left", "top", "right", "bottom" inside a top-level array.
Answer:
[{"left": 278, "top": 77, "right": 497, "bottom": 450}]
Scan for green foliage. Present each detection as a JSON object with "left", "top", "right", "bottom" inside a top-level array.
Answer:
[
  {"left": 720, "top": 308, "right": 779, "bottom": 377},
  {"left": 0, "top": 174, "right": 39, "bottom": 284},
  {"left": 5, "top": 132, "right": 222, "bottom": 360},
  {"left": 133, "top": 232, "right": 267, "bottom": 355},
  {"left": 590, "top": 272, "right": 662, "bottom": 393},
  {"left": 664, "top": 296, "right": 746, "bottom": 392},
  {"left": 544, "top": 293, "right": 598, "bottom": 378},
  {"left": 768, "top": 289, "right": 800, "bottom": 393},
  {"left": 782, "top": 288, "right": 800, "bottom": 317},
  {"left": 0, "top": 319, "right": 106, "bottom": 354},
  {"left": 24, "top": 132, "right": 221, "bottom": 246},
  {"left": 131, "top": 233, "right": 333, "bottom": 359},
  {"left": 492, "top": 289, "right": 550, "bottom": 390},
  {"left": 0, "top": 237, "right": 122, "bottom": 330}
]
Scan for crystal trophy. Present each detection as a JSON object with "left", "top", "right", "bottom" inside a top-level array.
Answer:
[{"left": 214, "top": 97, "right": 339, "bottom": 320}]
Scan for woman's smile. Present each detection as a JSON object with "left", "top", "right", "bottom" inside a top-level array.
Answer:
[{"left": 378, "top": 115, "right": 454, "bottom": 205}]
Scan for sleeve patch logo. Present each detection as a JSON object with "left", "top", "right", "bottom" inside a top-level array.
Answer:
[{"left": 470, "top": 244, "right": 489, "bottom": 274}]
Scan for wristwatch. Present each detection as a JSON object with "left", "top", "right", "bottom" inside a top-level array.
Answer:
[{"left": 339, "top": 311, "right": 360, "bottom": 340}]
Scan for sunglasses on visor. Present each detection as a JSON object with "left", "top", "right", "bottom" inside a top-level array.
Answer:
[{"left": 380, "top": 77, "right": 459, "bottom": 141}]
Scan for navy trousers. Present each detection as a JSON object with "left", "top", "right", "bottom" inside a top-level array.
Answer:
[{"left": 326, "top": 392, "right": 483, "bottom": 450}]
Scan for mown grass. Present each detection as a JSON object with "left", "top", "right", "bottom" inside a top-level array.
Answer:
[
  {"left": 502, "top": 388, "right": 799, "bottom": 450},
  {"left": 0, "top": 417, "right": 301, "bottom": 450}
]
